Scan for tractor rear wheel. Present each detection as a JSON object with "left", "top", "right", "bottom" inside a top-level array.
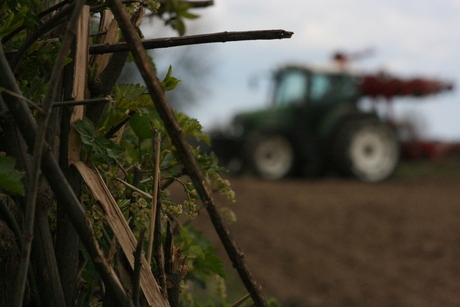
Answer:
[
  {"left": 246, "top": 133, "right": 295, "bottom": 180},
  {"left": 334, "top": 118, "right": 399, "bottom": 182}
]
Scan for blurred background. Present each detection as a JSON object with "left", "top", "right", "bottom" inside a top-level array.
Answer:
[
  {"left": 121, "top": 2, "right": 460, "bottom": 305},
  {"left": 131, "top": 0, "right": 460, "bottom": 141}
]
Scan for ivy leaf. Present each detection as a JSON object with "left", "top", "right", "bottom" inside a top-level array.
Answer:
[{"left": 0, "top": 156, "right": 25, "bottom": 195}]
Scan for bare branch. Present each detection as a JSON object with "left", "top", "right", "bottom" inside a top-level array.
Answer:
[
  {"left": 146, "top": 132, "right": 161, "bottom": 263},
  {"left": 4, "top": 29, "right": 293, "bottom": 59},
  {"left": 158, "top": 0, "right": 214, "bottom": 8},
  {"left": 52, "top": 97, "right": 112, "bottom": 108},
  {"left": 89, "top": 29, "right": 293, "bottom": 54},
  {"left": 115, "top": 177, "right": 154, "bottom": 199},
  {"left": 132, "top": 228, "right": 146, "bottom": 307}
]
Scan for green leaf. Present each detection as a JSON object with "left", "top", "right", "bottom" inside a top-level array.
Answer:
[
  {"left": 114, "top": 83, "right": 153, "bottom": 111},
  {"left": 73, "top": 118, "right": 96, "bottom": 145},
  {"left": 73, "top": 118, "right": 125, "bottom": 165},
  {"left": 177, "top": 225, "right": 226, "bottom": 278},
  {"left": 115, "top": 83, "right": 147, "bottom": 102},
  {"left": 0, "top": 6, "right": 28, "bottom": 39},
  {"left": 175, "top": 112, "right": 210, "bottom": 144},
  {"left": 161, "top": 66, "right": 181, "bottom": 91},
  {"left": 0, "top": 156, "right": 25, "bottom": 195},
  {"left": 129, "top": 112, "right": 154, "bottom": 140}
]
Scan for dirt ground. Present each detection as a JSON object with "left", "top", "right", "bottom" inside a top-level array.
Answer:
[{"left": 184, "top": 158, "right": 460, "bottom": 306}]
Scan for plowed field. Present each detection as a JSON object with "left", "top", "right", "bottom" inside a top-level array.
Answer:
[{"left": 183, "top": 158, "right": 460, "bottom": 306}]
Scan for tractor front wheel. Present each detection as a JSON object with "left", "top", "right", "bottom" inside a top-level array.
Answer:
[
  {"left": 334, "top": 118, "right": 399, "bottom": 182},
  {"left": 246, "top": 133, "right": 295, "bottom": 180}
]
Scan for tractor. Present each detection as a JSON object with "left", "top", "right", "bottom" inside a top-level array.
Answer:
[{"left": 210, "top": 56, "right": 453, "bottom": 182}]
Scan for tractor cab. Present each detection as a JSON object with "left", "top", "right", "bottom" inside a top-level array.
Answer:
[{"left": 273, "top": 66, "right": 359, "bottom": 108}]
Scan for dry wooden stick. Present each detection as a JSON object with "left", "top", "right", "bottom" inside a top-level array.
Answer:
[
  {"left": 68, "top": 4, "right": 90, "bottom": 164},
  {"left": 107, "top": 1, "right": 287, "bottom": 306},
  {"left": 90, "top": 29, "right": 293, "bottom": 54}
]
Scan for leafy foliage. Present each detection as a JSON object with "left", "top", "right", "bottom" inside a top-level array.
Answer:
[
  {"left": 162, "top": 0, "right": 200, "bottom": 36},
  {"left": 178, "top": 225, "right": 226, "bottom": 280},
  {"left": 0, "top": 0, "right": 40, "bottom": 40},
  {"left": 73, "top": 47, "right": 238, "bottom": 304},
  {"left": 0, "top": 155, "right": 25, "bottom": 195},
  {"left": 0, "top": 1, "right": 263, "bottom": 306},
  {"left": 73, "top": 117, "right": 125, "bottom": 166},
  {"left": 0, "top": 5, "right": 28, "bottom": 39}
]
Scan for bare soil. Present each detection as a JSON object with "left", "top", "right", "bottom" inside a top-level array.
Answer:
[{"left": 184, "top": 158, "right": 460, "bottom": 306}]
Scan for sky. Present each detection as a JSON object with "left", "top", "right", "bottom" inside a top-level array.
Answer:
[{"left": 141, "top": 0, "right": 460, "bottom": 141}]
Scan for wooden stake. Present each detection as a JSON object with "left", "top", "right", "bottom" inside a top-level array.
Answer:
[{"left": 68, "top": 5, "right": 90, "bottom": 164}]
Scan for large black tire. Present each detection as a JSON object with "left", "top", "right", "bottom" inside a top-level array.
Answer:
[
  {"left": 333, "top": 118, "right": 399, "bottom": 182},
  {"left": 245, "top": 133, "right": 295, "bottom": 180}
]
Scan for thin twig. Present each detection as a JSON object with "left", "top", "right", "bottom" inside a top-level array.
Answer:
[
  {"left": 105, "top": 110, "right": 135, "bottom": 139},
  {"left": 164, "top": 221, "right": 175, "bottom": 306},
  {"left": 232, "top": 293, "right": 251, "bottom": 307},
  {"left": 153, "top": 195, "right": 167, "bottom": 298},
  {"left": 114, "top": 177, "right": 153, "bottom": 199},
  {"left": 51, "top": 97, "right": 112, "bottom": 108},
  {"left": 89, "top": 29, "right": 293, "bottom": 54},
  {"left": 115, "top": 158, "right": 129, "bottom": 179},
  {"left": 0, "top": 198, "right": 24, "bottom": 250},
  {"left": 157, "top": 0, "right": 213, "bottom": 7},
  {"left": 107, "top": 0, "right": 277, "bottom": 305},
  {"left": 0, "top": 199, "right": 43, "bottom": 307},
  {"left": 0, "top": 86, "right": 45, "bottom": 113},
  {"left": 132, "top": 228, "right": 146, "bottom": 307},
  {"left": 146, "top": 132, "right": 161, "bottom": 264},
  {"left": 90, "top": 30, "right": 108, "bottom": 37},
  {"left": 55, "top": 97, "right": 111, "bottom": 107}
]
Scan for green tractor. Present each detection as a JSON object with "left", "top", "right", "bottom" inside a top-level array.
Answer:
[{"left": 211, "top": 64, "right": 453, "bottom": 182}]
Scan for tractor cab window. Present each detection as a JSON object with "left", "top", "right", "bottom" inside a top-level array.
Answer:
[
  {"left": 310, "top": 73, "right": 358, "bottom": 103},
  {"left": 273, "top": 70, "right": 308, "bottom": 107},
  {"left": 310, "top": 74, "right": 331, "bottom": 102}
]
